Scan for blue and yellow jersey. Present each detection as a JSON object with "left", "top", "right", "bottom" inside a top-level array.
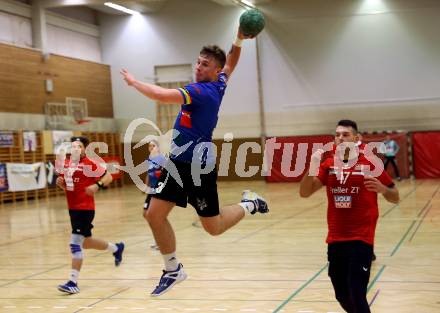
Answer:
[
  {"left": 171, "top": 72, "right": 228, "bottom": 163},
  {"left": 147, "top": 154, "right": 166, "bottom": 188}
]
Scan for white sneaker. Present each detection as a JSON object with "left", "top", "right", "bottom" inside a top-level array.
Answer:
[
  {"left": 241, "top": 190, "right": 269, "bottom": 214},
  {"left": 150, "top": 263, "right": 187, "bottom": 297}
]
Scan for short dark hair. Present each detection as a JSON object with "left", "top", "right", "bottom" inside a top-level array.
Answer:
[
  {"left": 337, "top": 119, "right": 358, "bottom": 133},
  {"left": 71, "top": 136, "right": 89, "bottom": 147},
  {"left": 200, "top": 45, "right": 226, "bottom": 69}
]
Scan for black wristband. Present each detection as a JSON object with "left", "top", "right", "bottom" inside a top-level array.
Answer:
[{"left": 96, "top": 180, "right": 105, "bottom": 189}]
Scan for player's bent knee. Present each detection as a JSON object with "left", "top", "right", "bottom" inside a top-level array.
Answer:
[
  {"left": 144, "top": 208, "right": 167, "bottom": 225},
  {"left": 200, "top": 220, "right": 223, "bottom": 236},
  {"left": 205, "top": 228, "right": 222, "bottom": 236},
  {"left": 82, "top": 237, "right": 94, "bottom": 249},
  {"left": 70, "top": 234, "right": 85, "bottom": 259},
  {"left": 144, "top": 209, "right": 156, "bottom": 224}
]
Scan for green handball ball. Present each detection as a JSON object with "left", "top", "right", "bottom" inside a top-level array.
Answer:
[{"left": 239, "top": 9, "right": 265, "bottom": 37}]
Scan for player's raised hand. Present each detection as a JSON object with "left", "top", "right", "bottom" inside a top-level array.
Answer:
[
  {"left": 85, "top": 184, "right": 99, "bottom": 196},
  {"left": 238, "top": 9, "right": 264, "bottom": 39},
  {"left": 120, "top": 69, "right": 136, "bottom": 86},
  {"left": 56, "top": 176, "right": 66, "bottom": 190},
  {"left": 311, "top": 149, "right": 324, "bottom": 165},
  {"left": 238, "top": 28, "right": 255, "bottom": 40},
  {"left": 364, "top": 175, "right": 387, "bottom": 194},
  {"left": 309, "top": 149, "right": 324, "bottom": 176}
]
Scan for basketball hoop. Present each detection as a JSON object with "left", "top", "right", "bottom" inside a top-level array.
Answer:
[
  {"left": 45, "top": 102, "right": 69, "bottom": 130},
  {"left": 45, "top": 98, "right": 91, "bottom": 129},
  {"left": 66, "top": 97, "right": 90, "bottom": 126}
]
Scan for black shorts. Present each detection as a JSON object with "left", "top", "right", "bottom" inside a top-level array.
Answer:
[
  {"left": 69, "top": 210, "right": 95, "bottom": 237},
  {"left": 151, "top": 159, "right": 219, "bottom": 217},
  {"left": 327, "top": 241, "right": 373, "bottom": 313},
  {"left": 144, "top": 194, "right": 152, "bottom": 210}
]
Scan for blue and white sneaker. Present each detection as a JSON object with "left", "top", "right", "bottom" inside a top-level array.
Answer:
[
  {"left": 57, "top": 280, "right": 80, "bottom": 294},
  {"left": 113, "top": 242, "right": 125, "bottom": 266},
  {"left": 241, "top": 190, "right": 269, "bottom": 214},
  {"left": 151, "top": 263, "right": 187, "bottom": 297}
]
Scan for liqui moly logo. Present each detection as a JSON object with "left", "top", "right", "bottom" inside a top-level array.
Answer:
[{"left": 334, "top": 195, "right": 352, "bottom": 208}]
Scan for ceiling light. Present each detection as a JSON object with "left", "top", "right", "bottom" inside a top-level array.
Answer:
[
  {"left": 240, "top": 0, "right": 255, "bottom": 8},
  {"left": 104, "top": 2, "right": 140, "bottom": 15}
]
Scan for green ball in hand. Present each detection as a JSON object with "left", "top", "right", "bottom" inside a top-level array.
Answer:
[{"left": 239, "top": 9, "right": 265, "bottom": 37}]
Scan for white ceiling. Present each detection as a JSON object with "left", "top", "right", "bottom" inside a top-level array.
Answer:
[
  {"left": 38, "top": 0, "right": 234, "bottom": 14},
  {"left": 37, "top": 0, "right": 274, "bottom": 14}
]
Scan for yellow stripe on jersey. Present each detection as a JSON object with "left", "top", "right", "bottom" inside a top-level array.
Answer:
[{"left": 178, "top": 88, "right": 192, "bottom": 104}]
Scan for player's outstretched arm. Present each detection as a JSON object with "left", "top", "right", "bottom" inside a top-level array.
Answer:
[
  {"left": 382, "top": 185, "right": 400, "bottom": 203},
  {"left": 84, "top": 171, "right": 113, "bottom": 196},
  {"left": 300, "top": 149, "right": 324, "bottom": 197},
  {"left": 364, "top": 176, "right": 400, "bottom": 203},
  {"left": 120, "top": 69, "right": 184, "bottom": 104},
  {"left": 222, "top": 29, "right": 253, "bottom": 77},
  {"left": 300, "top": 176, "right": 323, "bottom": 198},
  {"left": 100, "top": 171, "right": 113, "bottom": 186}
]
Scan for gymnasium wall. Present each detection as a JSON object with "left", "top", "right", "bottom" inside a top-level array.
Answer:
[
  {"left": 258, "top": 0, "right": 440, "bottom": 136},
  {"left": 101, "top": 0, "right": 440, "bottom": 142},
  {"left": 0, "top": 0, "right": 115, "bottom": 132},
  {"left": 213, "top": 138, "right": 265, "bottom": 181},
  {"left": 47, "top": 6, "right": 98, "bottom": 25},
  {"left": 0, "top": 43, "right": 113, "bottom": 117},
  {"left": 0, "top": 0, "right": 102, "bottom": 62},
  {"left": 2, "top": 0, "right": 440, "bottom": 142}
]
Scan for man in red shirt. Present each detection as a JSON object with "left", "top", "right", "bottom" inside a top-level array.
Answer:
[
  {"left": 300, "top": 120, "right": 399, "bottom": 313},
  {"left": 56, "top": 136, "right": 125, "bottom": 294}
]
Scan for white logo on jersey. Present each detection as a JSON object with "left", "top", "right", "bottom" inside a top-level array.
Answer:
[{"left": 337, "top": 171, "right": 351, "bottom": 184}]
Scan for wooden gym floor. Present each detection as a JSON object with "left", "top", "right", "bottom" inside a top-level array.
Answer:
[{"left": 0, "top": 179, "right": 439, "bottom": 313}]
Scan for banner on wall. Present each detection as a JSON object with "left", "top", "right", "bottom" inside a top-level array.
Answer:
[
  {"left": 23, "top": 131, "right": 37, "bottom": 152},
  {"left": 266, "top": 135, "right": 334, "bottom": 182},
  {"left": 52, "top": 131, "right": 73, "bottom": 154},
  {"left": 0, "top": 163, "right": 7, "bottom": 192},
  {"left": 0, "top": 131, "right": 14, "bottom": 147},
  {"left": 6, "top": 163, "right": 47, "bottom": 192}
]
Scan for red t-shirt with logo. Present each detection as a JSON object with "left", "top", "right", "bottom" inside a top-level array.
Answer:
[
  {"left": 59, "top": 157, "right": 105, "bottom": 210},
  {"left": 318, "top": 154, "right": 394, "bottom": 246}
]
